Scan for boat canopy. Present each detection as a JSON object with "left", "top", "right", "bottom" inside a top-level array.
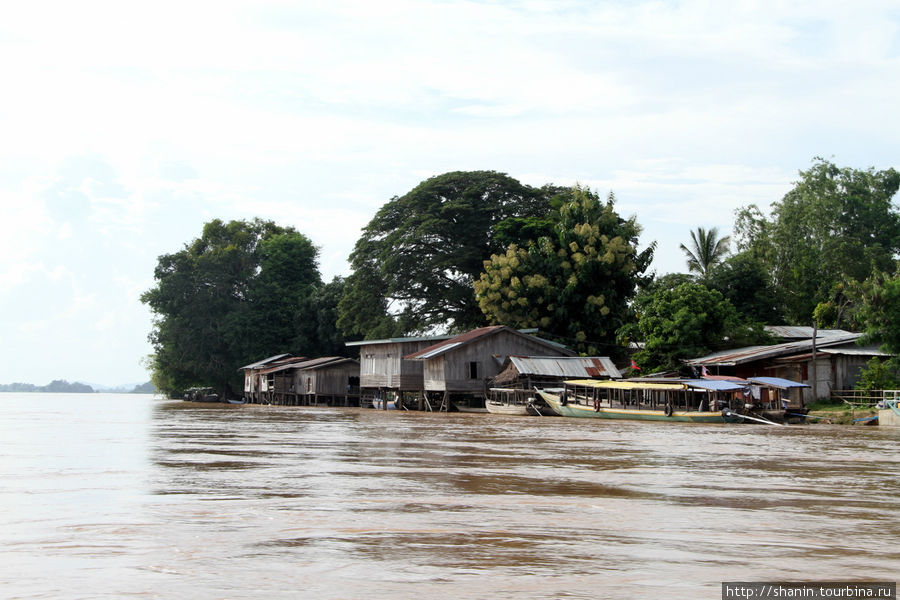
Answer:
[
  {"left": 684, "top": 379, "right": 748, "bottom": 392},
  {"left": 564, "top": 379, "right": 686, "bottom": 391},
  {"left": 747, "top": 376, "right": 809, "bottom": 389}
]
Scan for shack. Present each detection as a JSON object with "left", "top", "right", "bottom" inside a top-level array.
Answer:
[
  {"left": 405, "top": 326, "right": 575, "bottom": 411},
  {"left": 239, "top": 354, "right": 298, "bottom": 403},
  {"left": 292, "top": 357, "right": 360, "bottom": 406},
  {"left": 684, "top": 330, "right": 888, "bottom": 403},
  {"left": 346, "top": 334, "right": 453, "bottom": 408},
  {"left": 492, "top": 355, "right": 622, "bottom": 389}
]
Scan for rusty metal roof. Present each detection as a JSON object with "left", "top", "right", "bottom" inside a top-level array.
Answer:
[
  {"left": 504, "top": 356, "right": 622, "bottom": 379},
  {"left": 239, "top": 354, "right": 292, "bottom": 371},
  {"left": 684, "top": 332, "right": 862, "bottom": 367},
  {"left": 405, "top": 326, "right": 573, "bottom": 360},
  {"left": 257, "top": 356, "right": 358, "bottom": 374},
  {"left": 293, "top": 356, "right": 359, "bottom": 370}
]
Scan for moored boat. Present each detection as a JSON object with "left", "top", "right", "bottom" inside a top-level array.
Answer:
[
  {"left": 536, "top": 379, "right": 746, "bottom": 423},
  {"left": 485, "top": 388, "right": 554, "bottom": 416}
]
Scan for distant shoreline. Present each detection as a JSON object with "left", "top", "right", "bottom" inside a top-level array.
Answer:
[{"left": 0, "top": 380, "right": 156, "bottom": 394}]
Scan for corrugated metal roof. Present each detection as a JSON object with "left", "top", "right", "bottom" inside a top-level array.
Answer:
[
  {"left": 507, "top": 356, "right": 622, "bottom": 379},
  {"left": 345, "top": 334, "right": 454, "bottom": 347},
  {"left": 406, "top": 326, "right": 574, "bottom": 360},
  {"left": 817, "top": 346, "right": 890, "bottom": 357},
  {"left": 239, "top": 353, "right": 292, "bottom": 370},
  {"left": 414, "top": 342, "right": 463, "bottom": 359},
  {"left": 684, "top": 333, "right": 861, "bottom": 367},
  {"left": 258, "top": 356, "right": 359, "bottom": 374},
  {"left": 294, "top": 356, "right": 359, "bottom": 370},
  {"left": 406, "top": 326, "right": 505, "bottom": 359},
  {"left": 764, "top": 326, "right": 854, "bottom": 340}
]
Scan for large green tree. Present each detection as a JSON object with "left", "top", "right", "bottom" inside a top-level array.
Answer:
[
  {"left": 624, "top": 282, "right": 771, "bottom": 372},
  {"left": 474, "top": 186, "right": 654, "bottom": 355},
  {"left": 735, "top": 158, "right": 900, "bottom": 324},
  {"left": 853, "top": 268, "right": 900, "bottom": 390},
  {"left": 142, "top": 218, "right": 336, "bottom": 398},
  {"left": 707, "top": 251, "right": 782, "bottom": 324},
  {"left": 339, "top": 171, "right": 558, "bottom": 336}
]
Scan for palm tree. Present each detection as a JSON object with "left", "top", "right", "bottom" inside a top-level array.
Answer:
[{"left": 680, "top": 227, "right": 731, "bottom": 279}]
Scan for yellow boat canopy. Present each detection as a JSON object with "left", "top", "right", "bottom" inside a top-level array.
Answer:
[{"left": 564, "top": 379, "right": 687, "bottom": 391}]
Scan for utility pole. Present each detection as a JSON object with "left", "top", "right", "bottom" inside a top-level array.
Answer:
[{"left": 811, "top": 321, "right": 818, "bottom": 403}]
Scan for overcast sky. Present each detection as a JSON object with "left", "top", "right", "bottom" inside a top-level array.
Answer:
[{"left": 1, "top": 0, "right": 898, "bottom": 386}]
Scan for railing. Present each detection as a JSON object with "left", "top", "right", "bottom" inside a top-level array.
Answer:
[{"left": 830, "top": 389, "right": 885, "bottom": 407}]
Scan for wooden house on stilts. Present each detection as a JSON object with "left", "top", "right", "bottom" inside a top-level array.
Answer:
[
  {"left": 405, "top": 326, "right": 576, "bottom": 411},
  {"left": 346, "top": 335, "right": 453, "bottom": 409}
]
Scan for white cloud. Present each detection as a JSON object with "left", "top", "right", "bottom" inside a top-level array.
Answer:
[{"left": 1, "top": 0, "right": 898, "bottom": 383}]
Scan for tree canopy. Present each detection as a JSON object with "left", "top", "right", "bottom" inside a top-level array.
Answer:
[
  {"left": 474, "top": 186, "right": 654, "bottom": 355},
  {"left": 735, "top": 158, "right": 900, "bottom": 324},
  {"left": 679, "top": 226, "right": 730, "bottom": 279},
  {"left": 338, "top": 171, "right": 559, "bottom": 336},
  {"left": 623, "top": 282, "right": 771, "bottom": 372},
  {"left": 706, "top": 251, "right": 782, "bottom": 324},
  {"left": 141, "top": 218, "right": 340, "bottom": 397}
]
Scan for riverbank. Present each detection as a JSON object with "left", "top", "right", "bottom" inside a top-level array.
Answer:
[{"left": 806, "top": 398, "right": 879, "bottom": 425}]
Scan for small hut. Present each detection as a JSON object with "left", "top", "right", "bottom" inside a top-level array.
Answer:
[
  {"left": 292, "top": 357, "right": 360, "bottom": 406},
  {"left": 492, "top": 355, "right": 622, "bottom": 389},
  {"left": 239, "top": 354, "right": 298, "bottom": 403}
]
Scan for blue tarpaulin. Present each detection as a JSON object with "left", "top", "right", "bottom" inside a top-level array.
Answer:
[
  {"left": 684, "top": 379, "right": 748, "bottom": 392},
  {"left": 747, "top": 376, "right": 809, "bottom": 389}
]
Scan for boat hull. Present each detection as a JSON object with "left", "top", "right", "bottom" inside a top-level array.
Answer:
[{"left": 538, "top": 391, "right": 738, "bottom": 423}]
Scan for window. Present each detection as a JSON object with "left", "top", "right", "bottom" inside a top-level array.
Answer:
[{"left": 468, "top": 361, "right": 479, "bottom": 379}]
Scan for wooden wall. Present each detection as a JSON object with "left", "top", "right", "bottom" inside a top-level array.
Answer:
[
  {"left": 423, "top": 330, "right": 570, "bottom": 393},
  {"left": 294, "top": 363, "right": 359, "bottom": 395},
  {"left": 358, "top": 341, "right": 430, "bottom": 390}
]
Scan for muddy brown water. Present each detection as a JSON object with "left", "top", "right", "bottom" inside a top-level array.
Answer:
[{"left": 1, "top": 393, "right": 898, "bottom": 599}]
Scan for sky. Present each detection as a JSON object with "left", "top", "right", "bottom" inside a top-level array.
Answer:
[{"left": 1, "top": 0, "right": 898, "bottom": 386}]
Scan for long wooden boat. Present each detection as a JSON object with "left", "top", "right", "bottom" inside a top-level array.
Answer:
[
  {"left": 536, "top": 379, "right": 745, "bottom": 424},
  {"left": 484, "top": 388, "right": 555, "bottom": 416}
]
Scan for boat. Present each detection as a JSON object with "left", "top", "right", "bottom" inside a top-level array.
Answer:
[
  {"left": 184, "top": 387, "right": 221, "bottom": 403},
  {"left": 535, "top": 379, "right": 746, "bottom": 423},
  {"left": 485, "top": 388, "right": 554, "bottom": 416},
  {"left": 371, "top": 396, "right": 398, "bottom": 410},
  {"left": 743, "top": 377, "right": 811, "bottom": 424},
  {"left": 451, "top": 401, "right": 489, "bottom": 413}
]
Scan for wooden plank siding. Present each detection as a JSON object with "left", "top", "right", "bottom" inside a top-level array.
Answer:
[
  {"left": 294, "top": 362, "right": 359, "bottom": 396},
  {"left": 357, "top": 340, "right": 434, "bottom": 390},
  {"left": 420, "top": 328, "right": 575, "bottom": 395}
]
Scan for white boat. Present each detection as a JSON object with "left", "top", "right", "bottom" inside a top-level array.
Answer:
[{"left": 484, "top": 388, "right": 553, "bottom": 416}]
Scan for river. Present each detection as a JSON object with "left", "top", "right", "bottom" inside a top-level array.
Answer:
[{"left": 1, "top": 393, "right": 898, "bottom": 599}]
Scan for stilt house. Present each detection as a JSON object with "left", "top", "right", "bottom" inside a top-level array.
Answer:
[
  {"left": 346, "top": 334, "right": 453, "bottom": 406},
  {"left": 405, "top": 326, "right": 576, "bottom": 410}
]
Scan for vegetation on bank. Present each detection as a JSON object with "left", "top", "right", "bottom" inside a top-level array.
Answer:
[
  {"left": 142, "top": 158, "right": 900, "bottom": 399},
  {"left": 0, "top": 380, "right": 157, "bottom": 393},
  {"left": 0, "top": 380, "right": 95, "bottom": 393}
]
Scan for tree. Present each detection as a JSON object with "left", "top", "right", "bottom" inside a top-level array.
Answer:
[
  {"left": 339, "top": 171, "right": 555, "bottom": 336},
  {"left": 141, "top": 219, "right": 333, "bottom": 398},
  {"left": 679, "top": 226, "right": 731, "bottom": 279},
  {"left": 623, "top": 282, "right": 771, "bottom": 372},
  {"left": 734, "top": 158, "right": 900, "bottom": 324},
  {"left": 850, "top": 268, "right": 900, "bottom": 391},
  {"left": 707, "top": 252, "right": 782, "bottom": 324},
  {"left": 474, "top": 186, "right": 654, "bottom": 355}
]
